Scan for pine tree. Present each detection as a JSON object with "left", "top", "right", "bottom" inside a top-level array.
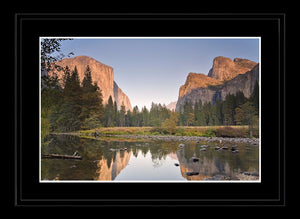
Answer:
[
  {"left": 250, "top": 80, "right": 259, "bottom": 114},
  {"left": 183, "top": 100, "right": 193, "bottom": 126},
  {"left": 223, "top": 93, "right": 236, "bottom": 125},
  {"left": 80, "top": 66, "right": 104, "bottom": 129},
  {"left": 119, "top": 103, "right": 126, "bottom": 127},
  {"left": 141, "top": 106, "right": 150, "bottom": 126},
  {"left": 125, "top": 110, "right": 132, "bottom": 127},
  {"left": 104, "top": 96, "right": 114, "bottom": 127},
  {"left": 57, "top": 66, "right": 83, "bottom": 131},
  {"left": 211, "top": 100, "right": 223, "bottom": 125},
  {"left": 132, "top": 106, "right": 140, "bottom": 127}
]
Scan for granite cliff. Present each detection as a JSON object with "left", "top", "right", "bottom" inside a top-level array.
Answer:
[
  {"left": 47, "top": 55, "right": 132, "bottom": 111},
  {"left": 208, "top": 56, "right": 257, "bottom": 81},
  {"left": 175, "top": 56, "right": 259, "bottom": 112},
  {"left": 166, "top": 101, "right": 177, "bottom": 111}
]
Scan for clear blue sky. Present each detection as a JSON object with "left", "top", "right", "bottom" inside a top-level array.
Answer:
[{"left": 57, "top": 37, "right": 260, "bottom": 110}]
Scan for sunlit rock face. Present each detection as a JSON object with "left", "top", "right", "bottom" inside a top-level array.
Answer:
[
  {"left": 208, "top": 56, "right": 257, "bottom": 81},
  {"left": 95, "top": 150, "right": 132, "bottom": 181},
  {"left": 175, "top": 56, "right": 259, "bottom": 111},
  {"left": 47, "top": 55, "right": 132, "bottom": 111}
]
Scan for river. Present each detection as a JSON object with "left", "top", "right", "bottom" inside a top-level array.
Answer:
[{"left": 41, "top": 134, "right": 259, "bottom": 182}]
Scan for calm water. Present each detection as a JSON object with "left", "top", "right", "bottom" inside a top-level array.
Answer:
[{"left": 41, "top": 134, "right": 259, "bottom": 181}]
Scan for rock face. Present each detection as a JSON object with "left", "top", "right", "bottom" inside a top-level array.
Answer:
[
  {"left": 175, "top": 56, "right": 259, "bottom": 112},
  {"left": 47, "top": 55, "right": 132, "bottom": 111},
  {"left": 179, "top": 73, "right": 223, "bottom": 97},
  {"left": 208, "top": 56, "right": 257, "bottom": 81},
  {"left": 166, "top": 101, "right": 177, "bottom": 111},
  {"left": 114, "top": 81, "right": 133, "bottom": 111}
]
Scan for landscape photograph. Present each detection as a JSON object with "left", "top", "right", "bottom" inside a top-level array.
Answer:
[{"left": 40, "top": 37, "right": 260, "bottom": 182}]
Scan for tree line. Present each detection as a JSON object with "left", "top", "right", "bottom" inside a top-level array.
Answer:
[
  {"left": 42, "top": 63, "right": 259, "bottom": 133},
  {"left": 177, "top": 81, "right": 259, "bottom": 127}
]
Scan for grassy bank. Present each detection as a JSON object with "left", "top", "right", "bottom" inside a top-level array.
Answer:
[{"left": 78, "top": 125, "right": 257, "bottom": 138}]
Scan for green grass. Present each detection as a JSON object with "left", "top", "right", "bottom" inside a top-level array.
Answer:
[{"left": 77, "top": 125, "right": 254, "bottom": 138}]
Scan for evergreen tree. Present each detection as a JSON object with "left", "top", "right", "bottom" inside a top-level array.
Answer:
[
  {"left": 81, "top": 65, "right": 93, "bottom": 90},
  {"left": 240, "top": 101, "right": 257, "bottom": 137},
  {"left": 56, "top": 66, "right": 83, "bottom": 131},
  {"left": 141, "top": 106, "right": 150, "bottom": 126},
  {"left": 80, "top": 65, "right": 104, "bottom": 129},
  {"left": 119, "top": 103, "right": 126, "bottom": 127},
  {"left": 223, "top": 93, "right": 236, "bottom": 125},
  {"left": 235, "top": 90, "right": 247, "bottom": 107},
  {"left": 132, "top": 106, "right": 140, "bottom": 127},
  {"left": 183, "top": 100, "right": 193, "bottom": 126},
  {"left": 250, "top": 80, "right": 259, "bottom": 114},
  {"left": 113, "top": 101, "right": 119, "bottom": 126},
  {"left": 125, "top": 110, "right": 132, "bottom": 127},
  {"left": 193, "top": 100, "right": 200, "bottom": 126},
  {"left": 104, "top": 96, "right": 114, "bottom": 127},
  {"left": 211, "top": 100, "right": 223, "bottom": 125},
  {"left": 202, "top": 102, "right": 212, "bottom": 125}
]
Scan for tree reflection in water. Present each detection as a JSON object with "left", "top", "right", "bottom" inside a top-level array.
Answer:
[{"left": 41, "top": 135, "right": 259, "bottom": 181}]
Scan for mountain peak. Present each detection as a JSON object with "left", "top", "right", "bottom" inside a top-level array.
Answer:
[{"left": 208, "top": 56, "right": 257, "bottom": 81}]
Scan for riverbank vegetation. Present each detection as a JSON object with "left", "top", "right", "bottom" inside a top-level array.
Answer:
[
  {"left": 42, "top": 66, "right": 259, "bottom": 140},
  {"left": 76, "top": 125, "right": 256, "bottom": 138}
]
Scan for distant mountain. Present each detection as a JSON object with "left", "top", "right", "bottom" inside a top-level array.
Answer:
[
  {"left": 47, "top": 55, "right": 132, "bottom": 111},
  {"left": 166, "top": 101, "right": 177, "bottom": 111},
  {"left": 175, "top": 56, "right": 259, "bottom": 112}
]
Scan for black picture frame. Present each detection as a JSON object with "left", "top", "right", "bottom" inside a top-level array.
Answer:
[{"left": 13, "top": 12, "right": 286, "bottom": 207}]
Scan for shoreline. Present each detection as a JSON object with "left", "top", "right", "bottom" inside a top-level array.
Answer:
[
  {"left": 50, "top": 132, "right": 259, "bottom": 145},
  {"left": 112, "top": 134, "right": 259, "bottom": 145}
]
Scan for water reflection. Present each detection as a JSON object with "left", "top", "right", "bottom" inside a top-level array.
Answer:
[
  {"left": 41, "top": 135, "right": 259, "bottom": 181},
  {"left": 95, "top": 150, "right": 132, "bottom": 180}
]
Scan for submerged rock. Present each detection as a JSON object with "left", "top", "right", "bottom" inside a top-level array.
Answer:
[
  {"left": 178, "top": 143, "right": 185, "bottom": 148},
  {"left": 185, "top": 172, "right": 199, "bottom": 176},
  {"left": 190, "top": 157, "right": 200, "bottom": 162},
  {"left": 203, "top": 175, "right": 230, "bottom": 180}
]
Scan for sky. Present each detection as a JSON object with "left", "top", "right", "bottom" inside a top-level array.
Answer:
[{"left": 55, "top": 37, "right": 260, "bottom": 110}]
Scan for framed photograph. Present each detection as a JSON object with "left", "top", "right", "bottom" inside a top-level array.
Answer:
[{"left": 14, "top": 13, "right": 286, "bottom": 206}]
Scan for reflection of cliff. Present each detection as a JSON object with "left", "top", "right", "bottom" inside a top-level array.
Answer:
[
  {"left": 176, "top": 149, "right": 231, "bottom": 180},
  {"left": 95, "top": 150, "right": 132, "bottom": 181},
  {"left": 167, "top": 152, "right": 179, "bottom": 160}
]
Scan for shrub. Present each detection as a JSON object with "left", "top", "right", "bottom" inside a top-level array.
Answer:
[
  {"left": 202, "top": 128, "right": 216, "bottom": 137},
  {"left": 149, "top": 127, "right": 168, "bottom": 135},
  {"left": 215, "top": 126, "right": 247, "bottom": 138}
]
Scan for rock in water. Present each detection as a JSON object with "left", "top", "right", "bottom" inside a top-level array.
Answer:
[
  {"left": 190, "top": 157, "right": 200, "bottom": 162},
  {"left": 178, "top": 144, "right": 185, "bottom": 148}
]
